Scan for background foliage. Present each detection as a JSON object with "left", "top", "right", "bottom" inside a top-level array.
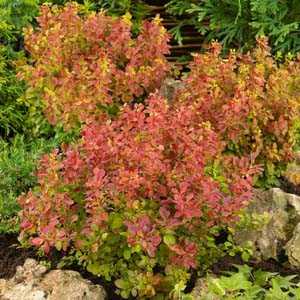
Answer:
[
  {"left": 166, "top": 0, "right": 300, "bottom": 54},
  {"left": 0, "top": 0, "right": 39, "bottom": 137}
]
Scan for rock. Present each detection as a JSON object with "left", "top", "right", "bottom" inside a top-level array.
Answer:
[
  {"left": 0, "top": 259, "right": 106, "bottom": 300},
  {"left": 283, "top": 161, "right": 300, "bottom": 196},
  {"left": 287, "top": 193, "right": 300, "bottom": 215},
  {"left": 190, "top": 278, "right": 209, "bottom": 299},
  {"left": 159, "top": 78, "right": 184, "bottom": 104},
  {"left": 233, "top": 188, "right": 300, "bottom": 261},
  {"left": 285, "top": 223, "right": 300, "bottom": 267},
  {"left": 42, "top": 270, "right": 106, "bottom": 300},
  {"left": 0, "top": 279, "right": 8, "bottom": 295},
  {"left": 2, "top": 283, "right": 47, "bottom": 300},
  {"left": 14, "top": 258, "right": 47, "bottom": 284}
]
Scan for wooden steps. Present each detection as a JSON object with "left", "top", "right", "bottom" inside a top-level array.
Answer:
[{"left": 141, "top": 1, "right": 205, "bottom": 65}]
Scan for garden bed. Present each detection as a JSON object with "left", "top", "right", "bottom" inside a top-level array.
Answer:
[{"left": 0, "top": 1, "right": 299, "bottom": 299}]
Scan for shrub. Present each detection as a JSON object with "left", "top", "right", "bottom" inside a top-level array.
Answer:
[
  {"left": 18, "top": 3, "right": 170, "bottom": 130},
  {"left": 0, "top": 0, "right": 40, "bottom": 138},
  {"left": 0, "top": 0, "right": 39, "bottom": 32},
  {"left": 18, "top": 92, "right": 260, "bottom": 298},
  {"left": 174, "top": 38, "right": 300, "bottom": 187},
  {"left": 166, "top": 0, "right": 300, "bottom": 55},
  {"left": 0, "top": 136, "right": 54, "bottom": 233},
  {"left": 0, "top": 128, "right": 78, "bottom": 233},
  {"left": 84, "top": 0, "right": 150, "bottom": 32},
  {"left": 0, "top": 45, "right": 26, "bottom": 137}
]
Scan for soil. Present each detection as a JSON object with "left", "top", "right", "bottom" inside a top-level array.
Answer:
[
  {"left": 280, "top": 177, "right": 300, "bottom": 196},
  {"left": 0, "top": 234, "right": 37, "bottom": 279}
]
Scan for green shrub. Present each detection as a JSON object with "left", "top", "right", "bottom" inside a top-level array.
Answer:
[
  {"left": 0, "top": 45, "right": 26, "bottom": 136},
  {"left": 0, "top": 0, "right": 39, "bottom": 31},
  {"left": 0, "top": 0, "right": 39, "bottom": 137},
  {"left": 84, "top": 0, "right": 150, "bottom": 31},
  {"left": 166, "top": 0, "right": 300, "bottom": 55},
  {"left": 0, "top": 136, "right": 49, "bottom": 232}
]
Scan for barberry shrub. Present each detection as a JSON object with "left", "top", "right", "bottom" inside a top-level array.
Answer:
[
  {"left": 19, "top": 92, "right": 260, "bottom": 298},
  {"left": 18, "top": 3, "right": 170, "bottom": 129},
  {"left": 175, "top": 38, "right": 300, "bottom": 187}
]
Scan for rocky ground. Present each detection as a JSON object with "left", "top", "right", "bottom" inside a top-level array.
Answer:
[
  {"left": 0, "top": 236, "right": 122, "bottom": 300},
  {"left": 0, "top": 258, "right": 106, "bottom": 300}
]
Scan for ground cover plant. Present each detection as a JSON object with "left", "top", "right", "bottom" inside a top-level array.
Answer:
[{"left": 197, "top": 265, "right": 300, "bottom": 299}]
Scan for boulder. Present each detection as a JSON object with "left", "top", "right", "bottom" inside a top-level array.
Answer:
[
  {"left": 0, "top": 259, "right": 106, "bottom": 300},
  {"left": 233, "top": 188, "right": 300, "bottom": 263},
  {"left": 283, "top": 159, "right": 300, "bottom": 196},
  {"left": 285, "top": 223, "right": 300, "bottom": 267},
  {"left": 42, "top": 270, "right": 106, "bottom": 300}
]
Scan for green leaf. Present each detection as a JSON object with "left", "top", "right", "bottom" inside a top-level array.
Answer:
[
  {"left": 163, "top": 234, "right": 176, "bottom": 246},
  {"left": 120, "top": 290, "right": 130, "bottom": 299},
  {"left": 109, "top": 213, "right": 123, "bottom": 230},
  {"left": 87, "top": 262, "right": 101, "bottom": 275},
  {"left": 241, "top": 251, "right": 250, "bottom": 262},
  {"left": 55, "top": 240, "right": 62, "bottom": 251},
  {"left": 115, "top": 278, "right": 130, "bottom": 289},
  {"left": 253, "top": 269, "right": 277, "bottom": 287},
  {"left": 123, "top": 249, "right": 131, "bottom": 260},
  {"left": 209, "top": 278, "right": 226, "bottom": 296}
]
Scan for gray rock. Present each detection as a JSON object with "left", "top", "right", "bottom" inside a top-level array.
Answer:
[
  {"left": 233, "top": 188, "right": 300, "bottom": 261},
  {"left": 159, "top": 78, "right": 184, "bottom": 104},
  {"left": 285, "top": 223, "right": 300, "bottom": 267},
  {"left": 0, "top": 259, "right": 106, "bottom": 300},
  {"left": 190, "top": 278, "right": 209, "bottom": 300},
  {"left": 14, "top": 258, "right": 47, "bottom": 284}
]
